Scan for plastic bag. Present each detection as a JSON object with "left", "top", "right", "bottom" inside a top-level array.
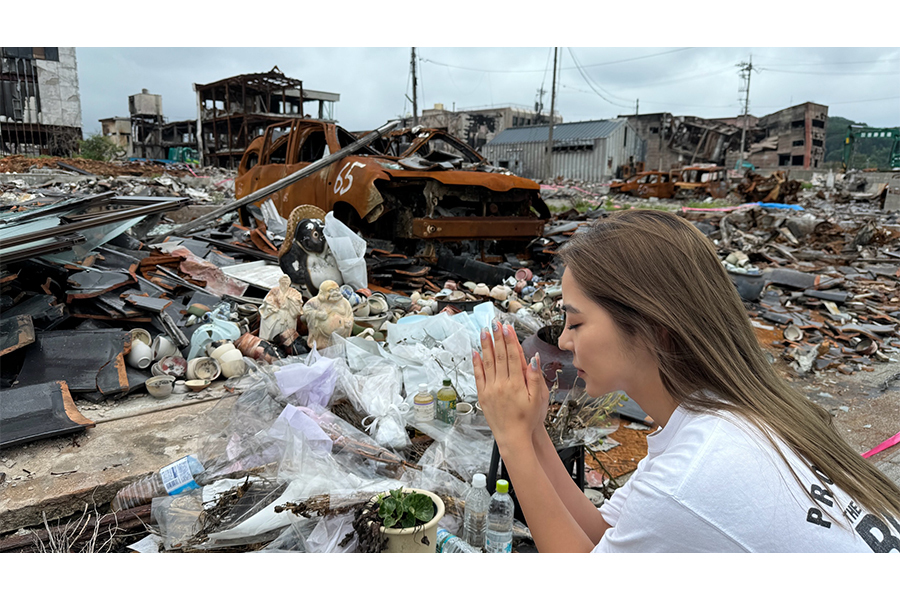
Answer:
[
  {"left": 303, "top": 512, "right": 357, "bottom": 553},
  {"left": 323, "top": 211, "right": 367, "bottom": 290},
  {"left": 151, "top": 488, "right": 204, "bottom": 551},
  {"left": 274, "top": 348, "right": 337, "bottom": 408}
]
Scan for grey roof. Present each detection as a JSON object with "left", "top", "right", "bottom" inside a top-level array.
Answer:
[{"left": 485, "top": 119, "right": 627, "bottom": 145}]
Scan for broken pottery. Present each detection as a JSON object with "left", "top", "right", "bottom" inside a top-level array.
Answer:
[
  {"left": 187, "top": 357, "right": 221, "bottom": 381},
  {"left": 145, "top": 375, "right": 175, "bottom": 399},
  {"left": 130, "top": 328, "right": 152, "bottom": 347},
  {"left": 127, "top": 339, "right": 153, "bottom": 369},
  {"left": 151, "top": 335, "right": 179, "bottom": 361},
  {"left": 302, "top": 280, "right": 354, "bottom": 350},
  {"left": 185, "top": 379, "right": 211, "bottom": 392}
]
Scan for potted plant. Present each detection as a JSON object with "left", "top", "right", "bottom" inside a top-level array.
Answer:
[{"left": 350, "top": 487, "right": 445, "bottom": 553}]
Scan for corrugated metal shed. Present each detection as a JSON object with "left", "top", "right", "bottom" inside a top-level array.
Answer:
[
  {"left": 485, "top": 119, "right": 626, "bottom": 146},
  {"left": 482, "top": 118, "right": 645, "bottom": 182}
]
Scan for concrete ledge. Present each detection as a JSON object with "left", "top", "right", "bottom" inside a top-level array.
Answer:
[{"left": 0, "top": 384, "right": 237, "bottom": 535}]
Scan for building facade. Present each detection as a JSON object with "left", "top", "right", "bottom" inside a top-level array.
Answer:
[
  {"left": 483, "top": 119, "right": 645, "bottom": 182},
  {"left": 194, "top": 67, "right": 339, "bottom": 168},
  {"left": 742, "top": 102, "right": 828, "bottom": 169},
  {"left": 402, "top": 104, "right": 560, "bottom": 152},
  {"left": 0, "top": 47, "right": 82, "bottom": 156}
]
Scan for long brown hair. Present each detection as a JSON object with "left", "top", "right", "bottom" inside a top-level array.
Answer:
[{"left": 559, "top": 209, "right": 900, "bottom": 524}]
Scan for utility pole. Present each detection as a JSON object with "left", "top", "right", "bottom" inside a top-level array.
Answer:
[
  {"left": 635, "top": 99, "right": 639, "bottom": 116},
  {"left": 736, "top": 54, "right": 756, "bottom": 172},
  {"left": 411, "top": 47, "right": 418, "bottom": 127},
  {"left": 545, "top": 47, "right": 558, "bottom": 181}
]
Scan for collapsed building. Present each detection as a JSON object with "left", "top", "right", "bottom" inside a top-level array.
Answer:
[
  {"left": 194, "top": 67, "right": 340, "bottom": 169},
  {"left": 100, "top": 89, "right": 199, "bottom": 161},
  {"left": 725, "top": 102, "right": 829, "bottom": 170},
  {"left": 401, "top": 103, "right": 561, "bottom": 152},
  {"left": 622, "top": 102, "right": 829, "bottom": 173},
  {"left": 482, "top": 119, "right": 645, "bottom": 182},
  {"left": 622, "top": 112, "right": 741, "bottom": 171},
  {"left": 0, "top": 47, "right": 83, "bottom": 157}
]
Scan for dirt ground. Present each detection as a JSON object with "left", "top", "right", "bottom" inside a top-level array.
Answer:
[{"left": 0, "top": 155, "right": 197, "bottom": 178}]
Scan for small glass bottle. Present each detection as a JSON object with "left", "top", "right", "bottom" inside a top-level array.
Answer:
[
  {"left": 413, "top": 382, "right": 435, "bottom": 423},
  {"left": 436, "top": 378, "right": 457, "bottom": 425}
]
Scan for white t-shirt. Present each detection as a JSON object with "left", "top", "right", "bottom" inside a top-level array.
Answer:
[{"left": 593, "top": 404, "right": 900, "bottom": 552}]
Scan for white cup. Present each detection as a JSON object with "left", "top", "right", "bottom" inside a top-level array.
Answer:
[
  {"left": 127, "top": 339, "right": 153, "bottom": 369},
  {"left": 151, "top": 335, "right": 178, "bottom": 361}
]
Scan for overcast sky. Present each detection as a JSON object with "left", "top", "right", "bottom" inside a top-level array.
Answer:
[{"left": 16, "top": 5, "right": 900, "bottom": 135}]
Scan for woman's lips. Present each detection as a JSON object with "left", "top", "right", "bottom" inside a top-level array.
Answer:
[{"left": 576, "top": 369, "right": 586, "bottom": 378}]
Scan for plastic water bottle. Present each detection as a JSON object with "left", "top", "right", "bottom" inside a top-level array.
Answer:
[
  {"left": 436, "top": 528, "right": 480, "bottom": 553},
  {"left": 464, "top": 473, "right": 490, "bottom": 550},
  {"left": 485, "top": 478, "right": 514, "bottom": 553},
  {"left": 110, "top": 455, "right": 205, "bottom": 512}
]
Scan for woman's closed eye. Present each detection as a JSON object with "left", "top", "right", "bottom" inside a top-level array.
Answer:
[{"left": 566, "top": 323, "right": 581, "bottom": 331}]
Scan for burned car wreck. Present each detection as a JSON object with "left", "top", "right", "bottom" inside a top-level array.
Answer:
[{"left": 235, "top": 121, "right": 550, "bottom": 246}]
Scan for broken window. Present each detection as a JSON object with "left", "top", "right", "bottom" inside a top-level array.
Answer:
[
  {"left": 336, "top": 127, "right": 376, "bottom": 155},
  {"left": 793, "top": 139, "right": 804, "bottom": 147},
  {"left": 811, "top": 119, "right": 825, "bottom": 129},
  {"left": 812, "top": 139, "right": 823, "bottom": 147},
  {"left": 779, "top": 154, "right": 791, "bottom": 166},
  {"left": 499, "top": 160, "right": 509, "bottom": 168},
  {"left": 792, "top": 155, "right": 804, "bottom": 166},
  {"left": 298, "top": 130, "right": 327, "bottom": 163},
  {"left": 791, "top": 120, "right": 805, "bottom": 129},
  {"left": 650, "top": 127, "right": 659, "bottom": 134}
]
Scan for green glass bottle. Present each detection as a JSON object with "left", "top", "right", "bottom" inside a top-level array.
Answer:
[{"left": 436, "top": 378, "right": 457, "bottom": 425}]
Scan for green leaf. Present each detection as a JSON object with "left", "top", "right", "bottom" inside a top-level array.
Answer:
[
  {"left": 409, "top": 494, "right": 435, "bottom": 522},
  {"left": 400, "top": 512, "right": 416, "bottom": 529},
  {"left": 383, "top": 514, "right": 398, "bottom": 528},
  {"left": 378, "top": 496, "right": 397, "bottom": 519}
]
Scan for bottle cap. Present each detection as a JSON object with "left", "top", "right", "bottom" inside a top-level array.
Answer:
[
  {"left": 418, "top": 383, "right": 428, "bottom": 393},
  {"left": 496, "top": 479, "right": 509, "bottom": 494},
  {"left": 472, "top": 473, "right": 486, "bottom": 487},
  {"left": 442, "top": 378, "right": 452, "bottom": 386}
]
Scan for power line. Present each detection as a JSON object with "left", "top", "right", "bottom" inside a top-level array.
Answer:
[
  {"left": 419, "top": 47, "right": 694, "bottom": 74},
  {"left": 758, "top": 67, "right": 897, "bottom": 75},
  {"left": 566, "top": 48, "right": 634, "bottom": 110},
  {"left": 750, "top": 54, "right": 899, "bottom": 66},
  {"left": 568, "top": 47, "right": 634, "bottom": 102}
]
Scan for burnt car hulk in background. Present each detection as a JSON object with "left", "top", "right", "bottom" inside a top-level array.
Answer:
[{"left": 235, "top": 120, "right": 550, "bottom": 245}]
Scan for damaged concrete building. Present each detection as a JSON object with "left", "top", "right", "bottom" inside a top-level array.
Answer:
[
  {"left": 100, "top": 89, "right": 199, "bottom": 161},
  {"left": 0, "top": 47, "right": 83, "bottom": 157},
  {"left": 724, "top": 102, "right": 829, "bottom": 169},
  {"left": 401, "top": 104, "right": 561, "bottom": 152},
  {"left": 622, "top": 112, "right": 741, "bottom": 171},
  {"left": 482, "top": 118, "right": 645, "bottom": 182},
  {"left": 194, "top": 67, "right": 339, "bottom": 169}
]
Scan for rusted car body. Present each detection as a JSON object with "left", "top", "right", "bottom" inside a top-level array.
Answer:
[
  {"left": 674, "top": 165, "right": 730, "bottom": 199},
  {"left": 608, "top": 171, "right": 678, "bottom": 199},
  {"left": 235, "top": 120, "right": 549, "bottom": 242}
]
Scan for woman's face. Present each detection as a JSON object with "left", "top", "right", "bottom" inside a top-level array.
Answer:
[{"left": 557, "top": 269, "right": 655, "bottom": 398}]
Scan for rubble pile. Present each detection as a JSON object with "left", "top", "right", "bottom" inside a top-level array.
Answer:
[{"left": 1, "top": 158, "right": 897, "bottom": 553}]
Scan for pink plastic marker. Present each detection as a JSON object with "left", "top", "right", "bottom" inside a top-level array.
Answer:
[{"left": 861, "top": 430, "right": 900, "bottom": 459}]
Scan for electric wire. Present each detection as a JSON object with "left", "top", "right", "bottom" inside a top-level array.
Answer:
[
  {"left": 566, "top": 48, "right": 634, "bottom": 110},
  {"left": 568, "top": 47, "right": 634, "bottom": 102},
  {"left": 420, "top": 47, "right": 694, "bottom": 74}
]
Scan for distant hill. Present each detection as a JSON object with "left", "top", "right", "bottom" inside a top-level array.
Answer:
[{"left": 825, "top": 115, "right": 898, "bottom": 170}]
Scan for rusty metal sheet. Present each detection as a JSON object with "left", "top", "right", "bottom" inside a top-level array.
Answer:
[
  {"left": 412, "top": 217, "right": 545, "bottom": 240},
  {"left": 384, "top": 169, "right": 540, "bottom": 192}
]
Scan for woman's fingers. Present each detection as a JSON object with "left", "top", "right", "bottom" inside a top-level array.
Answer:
[
  {"left": 480, "top": 326, "right": 496, "bottom": 383},
  {"left": 472, "top": 349, "right": 485, "bottom": 394},
  {"left": 491, "top": 320, "right": 509, "bottom": 379}
]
